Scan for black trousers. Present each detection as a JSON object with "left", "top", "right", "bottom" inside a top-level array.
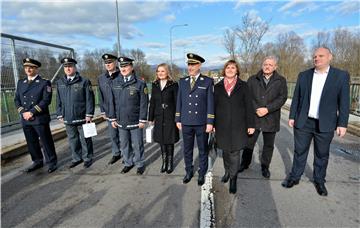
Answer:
[
  {"left": 241, "top": 130, "right": 276, "bottom": 168},
  {"left": 223, "top": 150, "right": 240, "bottom": 178},
  {"left": 23, "top": 124, "right": 57, "bottom": 166},
  {"left": 289, "top": 118, "right": 334, "bottom": 183}
]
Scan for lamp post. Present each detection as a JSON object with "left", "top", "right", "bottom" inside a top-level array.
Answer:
[
  {"left": 115, "top": 0, "right": 121, "bottom": 57},
  {"left": 170, "top": 24, "right": 188, "bottom": 74}
]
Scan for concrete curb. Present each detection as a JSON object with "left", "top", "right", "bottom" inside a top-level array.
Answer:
[
  {"left": 200, "top": 171, "right": 216, "bottom": 228},
  {"left": 282, "top": 104, "right": 360, "bottom": 137},
  {"left": 1, "top": 116, "right": 105, "bottom": 163}
]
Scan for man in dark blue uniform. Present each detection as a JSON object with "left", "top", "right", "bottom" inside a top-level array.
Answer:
[
  {"left": 98, "top": 53, "right": 122, "bottom": 165},
  {"left": 15, "top": 58, "right": 57, "bottom": 173},
  {"left": 109, "top": 56, "right": 148, "bottom": 175},
  {"left": 56, "top": 57, "right": 95, "bottom": 169},
  {"left": 176, "top": 53, "right": 214, "bottom": 186}
]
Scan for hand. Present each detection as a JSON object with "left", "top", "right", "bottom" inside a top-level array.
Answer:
[
  {"left": 336, "top": 127, "right": 347, "bottom": 137},
  {"left": 138, "top": 123, "right": 145, "bottom": 129},
  {"left": 101, "top": 114, "right": 106, "bottom": 120},
  {"left": 256, "top": 107, "right": 268, "bottom": 117},
  {"left": 247, "top": 128, "right": 255, "bottom": 135},
  {"left": 288, "top": 119, "right": 295, "bottom": 128},
  {"left": 85, "top": 116, "right": 92, "bottom": 123},
  {"left": 148, "top": 121, "right": 154, "bottom": 125},
  {"left": 59, "top": 118, "right": 64, "bottom": 123},
  {"left": 206, "top": 124, "right": 213, "bottom": 133},
  {"left": 111, "top": 121, "right": 118, "bottom": 128},
  {"left": 176, "top": 122, "right": 182, "bottom": 130},
  {"left": 22, "top": 111, "right": 33, "bottom": 120}
]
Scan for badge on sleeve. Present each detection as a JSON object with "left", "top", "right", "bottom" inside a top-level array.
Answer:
[{"left": 144, "top": 87, "right": 148, "bottom": 95}]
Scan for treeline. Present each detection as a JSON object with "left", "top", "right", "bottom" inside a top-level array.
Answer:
[{"left": 223, "top": 12, "right": 360, "bottom": 82}]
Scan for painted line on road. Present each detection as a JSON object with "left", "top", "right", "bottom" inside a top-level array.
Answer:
[{"left": 200, "top": 171, "right": 215, "bottom": 228}]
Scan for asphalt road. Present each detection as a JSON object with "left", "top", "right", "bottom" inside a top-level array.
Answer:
[{"left": 1, "top": 109, "right": 359, "bottom": 227}]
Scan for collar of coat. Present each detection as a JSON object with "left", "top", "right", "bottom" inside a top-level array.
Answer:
[
  {"left": 63, "top": 72, "right": 81, "bottom": 84},
  {"left": 153, "top": 79, "right": 175, "bottom": 88},
  {"left": 255, "top": 70, "right": 282, "bottom": 81}
]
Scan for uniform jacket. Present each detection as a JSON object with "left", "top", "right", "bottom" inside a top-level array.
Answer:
[
  {"left": 247, "top": 70, "right": 287, "bottom": 132},
  {"left": 15, "top": 75, "right": 52, "bottom": 125},
  {"left": 109, "top": 74, "right": 148, "bottom": 129},
  {"left": 175, "top": 74, "right": 214, "bottom": 125},
  {"left": 214, "top": 78, "right": 255, "bottom": 151},
  {"left": 148, "top": 80, "right": 179, "bottom": 144},
  {"left": 98, "top": 69, "right": 120, "bottom": 118},
  {"left": 56, "top": 72, "right": 95, "bottom": 125},
  {"left": 289, "top": 66, "right": 350, "bottom": 132}
]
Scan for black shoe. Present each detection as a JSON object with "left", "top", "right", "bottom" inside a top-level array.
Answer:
[
  {"left": 68, "top": 160, "right": 83, "bottom": 169},
  {"left": 221, "top": 172, "right": 230, "bottom": 183},
  {"left": 166, "top": 147, "right": 174, "bottom": 174},
  {"left": 198, "top": 175, "right": 205, "bottom": 186},
  {"left": 121, "top": 165, "right": 134, "bottom": 174},
  {"left": 238, "top": 164, "right": 249, "bottom": 173},
  {"left": 183, "top": 172, "right": 193, "bottom": 184},
  {"left": 108, "top": 155, "right": 121, "bottom": 165},
  {"left": 229, "top": 177, "right": 237, "bottom": 194},
  {"left": 314, "top": 182, "right": 328, "bottom": 196},
  {"left": 281, "top": 178, "right": 300, "bottom": 188},
  {"left": 84, "top": 160, "right": 93, "bottom": 168},
  {"left": 48, "top": 164, "right": 57, "bottom": 173},
  {"left": 24, "top": 163, "right": 43, "bottom": 173},
  {"left": 261, "top": 166, "right": 271, "bottom": 179},
  {"left": 137, "top": 166, "right": 145, "bottom": 175}
]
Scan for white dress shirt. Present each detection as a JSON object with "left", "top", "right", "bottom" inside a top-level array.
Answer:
[{"left": 308, "top": 66, "right": 330, "bottom": 119}]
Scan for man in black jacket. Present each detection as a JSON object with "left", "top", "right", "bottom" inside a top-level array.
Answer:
[
  {"left": 56, "top": 57, "right": 95, "bottom": 169},
  {"left": 239, "top": 56, "right": 287, "bottom": 178}
]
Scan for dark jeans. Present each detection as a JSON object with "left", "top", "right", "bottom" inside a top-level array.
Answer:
[
  {"left": 241, "top": 130, "right": 276, "bottom": 168},
  {"left": 65, "top": 124, "right": 93, "bottom": 162},
  {"left": 289, "top": 118, "right": 334, "bottom": 183},
  {"left": 23, "top": 124, "right": 57, "bottom": 166},
  {"left": 182, "top": 125, "right": 209, "bottom": 176}
]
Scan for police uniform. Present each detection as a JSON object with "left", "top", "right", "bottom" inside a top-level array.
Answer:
[
  {"left": 109, "top": 56, "right": 148, "bottom": 174},
  {"left": 14, "top": 58, "right": 57, "bottom": 173},
  {"left": 175, "top": 53, "right": 214, "bottom": 184},
  {"left": 56, "top": 57, "right": 95, "bottom": 168},
  {"left": 98, "top": 54, "right": 122, "bottom": 163}
]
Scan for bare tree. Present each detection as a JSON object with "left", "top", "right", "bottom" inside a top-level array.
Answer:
[
  {"left": 232, "top": 12, "right": 269, "bottom": 79},
  {"left": 223, "top": 28, "right": 237, "bottom": 61}
]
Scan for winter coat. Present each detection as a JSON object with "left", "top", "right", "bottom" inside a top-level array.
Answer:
[
  {"left": 148, "top": 80, "right": 179, "bottom": 144},
  {"left": 247, "top": 70, "right": 287, "bottom": 132},
  {"left": 214, "top": 78, "right": 254, "bottom": 151}
]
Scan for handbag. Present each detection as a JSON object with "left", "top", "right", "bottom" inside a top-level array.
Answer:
[{"left": 145, "top": 125, "right": 154, "bottom": 143}]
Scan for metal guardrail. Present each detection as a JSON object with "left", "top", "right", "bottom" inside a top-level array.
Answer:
[
  {"left": 1, "top": 86, "right": 101, "bottom": 128},
  {"left": 287, "top": 82, "right": 360, "bottom": 116}
]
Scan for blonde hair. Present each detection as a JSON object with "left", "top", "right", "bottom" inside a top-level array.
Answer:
[{"left": 155, "top": 63, "right": 172, "bottom": 81}]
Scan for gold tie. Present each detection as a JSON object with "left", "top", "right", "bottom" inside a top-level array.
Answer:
[{"left": 191, "top": 77, "right": 196, "bottom": 89}]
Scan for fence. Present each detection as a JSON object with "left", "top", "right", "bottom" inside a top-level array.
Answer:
[
  {"left": 287, "top": 82, "right": 360, "bottom": 116},
  {"left": 1, "top": 33, "right": 75, "bottom": 89}
]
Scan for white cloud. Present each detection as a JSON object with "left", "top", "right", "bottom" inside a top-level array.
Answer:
[
  {"left": 233, "top": 0, "right": 261, "bottom": 10},
  {"left": 278, "top": 0, "right": 306, "bottom": 12},
  {"left": 1, "top": 1, "right": 170, "bottom": 40},
  {"left": 164, "top": 13, "right": 176, "bottom": 23},
  {"left": 326, "top": 1, "right": 360, "bottom": 15},
  {"left": 267, "top": 23, "right": 307, "bottom": 38},
  {"left": 142, "top": 42, "right": 167, "bottom": 49},
  {"left": 172, "top": 34, "right": 222, "bottom": 49}
]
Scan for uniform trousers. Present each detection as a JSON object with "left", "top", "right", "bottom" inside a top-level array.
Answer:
[
  {"left": 119, "top": 127, "right": 144, "bottom": 168},
  {"left": 65, "top": 124, "right": 93, "bottom": 162},
  {"left": 289, "top": 118, "right": 334, "bottom": 183},
  {"left": 182, "top": 125, "right": 208, "bottom": 176},
  {"left": 23, "top": 123, "right": 57, "bottom": 166},
  {"left": 107, "top": 121, "right": 121, "bottom": 156}
]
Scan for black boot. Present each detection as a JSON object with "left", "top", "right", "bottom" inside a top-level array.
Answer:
[
  {"left": 160, "top": 145, "right": 167, "bottom": 173},
  {"left": 221, "top": 172, "right": 230, "bottom": 183},
  {"left": 229, "top": 176, "right": 237, "bottom": 194},
  {"left": 166, "top": 144, "right": 174, "bottom": 174}
]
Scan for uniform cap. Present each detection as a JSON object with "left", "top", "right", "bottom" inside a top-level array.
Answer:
[
  {"left": 23, "top": 58, "right": 41, "bottom": 68},
  {"left": 102, "top": 53, "right": 118, "bottom": 63},
  {"left": 187, "top": 53, "right": 205, "bottom": 64},
  {"left": 61, "top": 57, "right": 77, "bottom": 66},
  {"left": 118, "top": 56, "right": 134, "bottom": 67}
]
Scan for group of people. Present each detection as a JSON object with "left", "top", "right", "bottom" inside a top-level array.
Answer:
[{"left": 15, "top": 46, "right": 350, "bottom": 196}]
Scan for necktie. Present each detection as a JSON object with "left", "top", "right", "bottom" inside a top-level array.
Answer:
[
  {"left": 28, "top": 79, "right": 33, "bottom": 84},
  {"left": 191, "top": 77, "right": 196, "bottom": 89},
  {"left": 68, "top": 78, "right": 72, "bottom": 83}
]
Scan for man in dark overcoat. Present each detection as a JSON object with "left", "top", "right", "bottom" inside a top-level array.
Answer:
[
  {"left": 240, "top": 56, "right": 287, "bottom": 178},
  {"left": 15, "top": 58, "right": 57, "bottom": 173}
]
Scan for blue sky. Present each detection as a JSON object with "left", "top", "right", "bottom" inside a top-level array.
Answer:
[{"left": 1, "top": 0, "right": 359, "bottom": 68}]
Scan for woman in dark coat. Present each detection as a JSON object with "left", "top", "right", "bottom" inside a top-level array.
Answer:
[
  {"left": 214, "top": 60, "right": 255, "bottom": 194},
  {"left": 148, "top": 63, "right": 179, "bottom": 174}
]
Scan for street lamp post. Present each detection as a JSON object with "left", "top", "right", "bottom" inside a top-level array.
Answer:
[
  {"left": 170, "top": 24, "right": 188, "bottom": 75},
  {"left": 115, "top": 0, "right": 121, "bottom": 57}
]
